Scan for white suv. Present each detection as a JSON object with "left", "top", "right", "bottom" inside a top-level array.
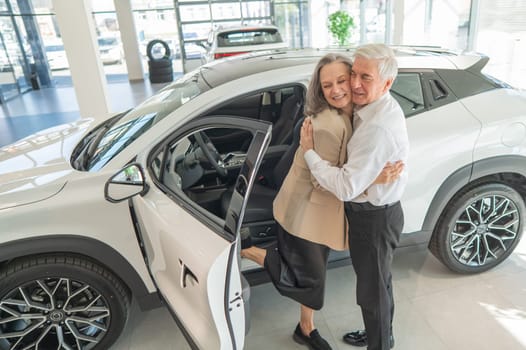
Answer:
[{"left": 0, "top": 47, "right": 525, "bottom": 349}]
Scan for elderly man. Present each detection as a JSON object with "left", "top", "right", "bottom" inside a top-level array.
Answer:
[{"left": 300, "top": 43, "right": 409, "bottom": 350}]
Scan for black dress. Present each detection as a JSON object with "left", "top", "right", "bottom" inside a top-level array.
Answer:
[{"left": 262, "top": 116, "right": 333, "bottom": 310}]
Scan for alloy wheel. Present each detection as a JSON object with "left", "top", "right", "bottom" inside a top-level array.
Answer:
[
  {"left": 450, "top": 194, "right": 520, "bottom": 267},
  {"left": 0, "top": 277, "right": 111, "bottom": 350}
]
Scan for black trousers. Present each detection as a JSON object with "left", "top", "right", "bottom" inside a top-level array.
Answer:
[{"left": 345, "top": 202, "right": 404, "bottom": 350}]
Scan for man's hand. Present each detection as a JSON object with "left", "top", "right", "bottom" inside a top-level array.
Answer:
[
  {"left": 373, "top": 160, "right": 405, "bottom": 184},
  {"left": 300, "top": 117, "right": 314, "bottom": 152}
]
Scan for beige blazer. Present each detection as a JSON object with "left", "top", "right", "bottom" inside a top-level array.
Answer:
[{"left": 273, "top": 108, "right": 352, "bottom": 250}]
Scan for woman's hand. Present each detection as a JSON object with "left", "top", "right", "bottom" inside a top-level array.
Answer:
[
  {"left": 374, "top": 161, "right": 404, "bottom": 184},
  {"left": 300, "top": 117, "right": 314, "bottom": 152}
]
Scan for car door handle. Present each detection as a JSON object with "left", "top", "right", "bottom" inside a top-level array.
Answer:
[{"left": 179, "top": 260, "right": 198, "bottom": 288}]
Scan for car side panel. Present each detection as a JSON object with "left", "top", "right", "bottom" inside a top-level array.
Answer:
[
  {"left": 460, "top": 89, "right": 526, "bottom": 161},
  {"left": 0, "top": 235, "right": 161, "bottom": 310},
  {"left": 0, "top": 172, "right": 158, "bottom": 293},
  {"left": 416, "top": 154, "right": 526, "bottom": 245},
  {"left": 403, "top": 101, "right": 481, "bottom": 233}
]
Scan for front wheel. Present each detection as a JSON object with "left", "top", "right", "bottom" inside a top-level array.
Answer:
[
  {"left": 429, "top": 182, "right": 525, "bottom": 273},
  {"left": 0, "top": 255, "right": 130, "bottom": 350}
]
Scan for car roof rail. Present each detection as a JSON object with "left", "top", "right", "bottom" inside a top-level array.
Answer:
[{"left": 391, "top": 45, "right": 460, "bottom": 56}]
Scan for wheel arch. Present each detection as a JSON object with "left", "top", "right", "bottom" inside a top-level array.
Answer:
[
  {"left": 0, "top": 235, "right": 162, "bottom": 310},
  {"left": 422, "top": 155, "right": 526, "bottom": 238}
]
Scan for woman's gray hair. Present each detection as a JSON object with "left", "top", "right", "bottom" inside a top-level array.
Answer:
[
  {"left": 354, "top": 43, "right": 398, "bottom": 81},
  {"left": 305, "top": 53, "right": 353, "bottom": 117}
]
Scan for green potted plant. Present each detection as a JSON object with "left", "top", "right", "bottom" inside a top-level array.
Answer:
[{"left": 327, "top": 10, "right": 355, "bottom": 46}]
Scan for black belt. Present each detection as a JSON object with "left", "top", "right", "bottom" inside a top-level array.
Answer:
[{"left": 347, "top": 201, "right": 398, "bottom": 212}]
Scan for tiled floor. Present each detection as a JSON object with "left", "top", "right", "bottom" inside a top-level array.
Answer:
[
  {"left": 0, "top": 80, "right": 160, "bottom": 147},
  {"left": 109, "top": 239, "right": 526, "bottom": 350},
  {"left": 2, "top": 82, "right": 526, "bottom": 350}
]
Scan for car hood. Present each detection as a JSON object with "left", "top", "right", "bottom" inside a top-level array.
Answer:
[{"left": 0, "top": 118, "right": 94, "bottom": 210}]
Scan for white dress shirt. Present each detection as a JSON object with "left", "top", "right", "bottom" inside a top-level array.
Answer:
[{"left": 304, "top": 92, "right": 409, "bottom": 204}]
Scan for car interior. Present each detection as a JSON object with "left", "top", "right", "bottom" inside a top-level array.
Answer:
[{"left": 150, "top": 84, "right": 306, "bottom": 249}]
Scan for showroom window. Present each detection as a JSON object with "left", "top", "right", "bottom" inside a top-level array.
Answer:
[
  {"left": 476, "top": 0, "right": 526, "bottom": 89},
  {"left": 274, "top": 0, "right": 309, "bottom": 48}
]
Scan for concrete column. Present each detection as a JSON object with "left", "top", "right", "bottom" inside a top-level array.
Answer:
[
  {"left": 52, "top": 0, "right": 111, "bottom": 119},
  {"left": 392, "top": 0, "right": 405, "bottom": 45},
  {"left": 114, "top": 0, "right": 144, "bottom": 81}
]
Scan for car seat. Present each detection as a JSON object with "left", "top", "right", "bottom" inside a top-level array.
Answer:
[
  {"left": 219, "top": 116, "right": 304, "bottom": 243},
  {"left": 270, "top": 86, "right": 304, "bottom": 145}
]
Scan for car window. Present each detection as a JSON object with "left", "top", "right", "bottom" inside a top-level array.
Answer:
[
  {"left": 390, "top": 73, "right": 425, "bottom": 117},
  {"left": 151, "top": 127, "right": 254, "bottom": 221},
  {"left": 217, "top": 29, "right": 283, "bottom": 47},
  {"left": 84, "top": 77, "right": 205, "bottom": 171}
]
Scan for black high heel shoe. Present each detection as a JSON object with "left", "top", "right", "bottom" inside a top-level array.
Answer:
[{"left": 240, "top": 227, "right": 253, "bottom": 249}]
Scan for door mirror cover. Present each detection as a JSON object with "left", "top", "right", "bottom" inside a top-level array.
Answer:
[{"left": 105, "top": 163, "right": 149, "bottom": 203}]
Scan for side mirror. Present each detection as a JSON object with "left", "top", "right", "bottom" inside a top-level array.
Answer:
[{"left": 105, "top": 163, "right": 149, "bottom": 203}]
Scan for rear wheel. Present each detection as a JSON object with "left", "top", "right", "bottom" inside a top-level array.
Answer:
[
  {"left": 430, "top": 182, "right": 525, "bottom": 273},
  {"left": 0, "top": 254, "right": 130, "bottom": 350}
]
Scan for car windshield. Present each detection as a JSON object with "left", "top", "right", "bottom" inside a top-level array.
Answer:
[
  {"left": 72, "top": 74, "right": 205, "bottom": 172},
  {"left": 217, "top": 28, "right": 283, "bottom": 47}
]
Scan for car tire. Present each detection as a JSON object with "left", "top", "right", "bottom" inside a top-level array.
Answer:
[
  {"left": 148, "top": 59, "right": 172, "bottom": 69},
  {"left": 148, "top": 66, "right": 173, "bottom": 75},
  {"left": 0, "top": 254, "right": 130, "bottom": 350},
  {"left": 149, "top": 72, "right": 173, "bottom": 84},
  {"left": 146, "top": 39, "right": 171, "bottom": 61},
  {"left": 429, "top": 182, "right": 525, "bottom": 274}
]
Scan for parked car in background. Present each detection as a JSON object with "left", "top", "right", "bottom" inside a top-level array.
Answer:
[
  {"left": 203, "top": 24, "right": 288, "bottom": 61},
  {"left": 1, "top": 47, "right": 525, "bottom": 350},
  {"left": 97, "top": 36, "right": 124, "bottom": 65},
  {"left": 44, "top": 41, "right": 69, "bottom": 70},
  {"left": 174, "top": 42, "right": 206, "bottom": 60}
]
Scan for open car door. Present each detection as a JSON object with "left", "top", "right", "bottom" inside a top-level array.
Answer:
[{"left": 131, "top": 116, "right": 272, "bottom": 349}]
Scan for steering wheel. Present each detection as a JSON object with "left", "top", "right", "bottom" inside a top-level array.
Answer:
[{"left": 194, "top": 131, "right": 228, "bottom": 177}]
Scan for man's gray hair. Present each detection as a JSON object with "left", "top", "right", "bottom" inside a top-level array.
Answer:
[{"left": 354, "top": 43, "right": 398, "bottom": 81}]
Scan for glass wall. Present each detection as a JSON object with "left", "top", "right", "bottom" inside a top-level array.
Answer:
[
  {"left": 2, "top": 0, "right": 524, "bottom": 99},
  {"left": 476, "top": 0, "right": 526, "bottom": 89},
  {"left": 274, "top": 0, "right": 309, "bottom": 48},
  {"left": 0, "top": 0, "right": 34, "bottom": 102},
  {"left": 91, "top": 1, "right": 127, "bottom": 80},
  {"left": 399, "top": 0, "right": 471, "bottom": 50}
]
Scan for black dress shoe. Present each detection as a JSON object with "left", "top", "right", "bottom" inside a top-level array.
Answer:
[
  {"left": 293, "top": 323, "right": 332, "bottom": 350},
  {"left": 342, "top": 330, "right": 394, "bottom": 348}
]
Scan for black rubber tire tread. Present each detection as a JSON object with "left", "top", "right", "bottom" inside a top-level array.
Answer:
[
  {"left": 148, "top": 65, "right": 173, "bottom": 76},
  {"left": 0, "top": 254, "right": 131, "bottom": 350},
  {"left": 148, "top": 58, "right": 172, "bottom": 69},
  {"left": 146, "top": 39, "right": 171, "bottom": 61},
  {"left": 149, "top": 73, "right": 173, "bottom": 84},
  {"left": 429, "top": 182, "right": 525, "bottom": 274}
]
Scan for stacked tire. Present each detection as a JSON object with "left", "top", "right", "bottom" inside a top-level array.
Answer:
[{"left": 146, "top": 39, "right": 174, "bottom": 84}]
